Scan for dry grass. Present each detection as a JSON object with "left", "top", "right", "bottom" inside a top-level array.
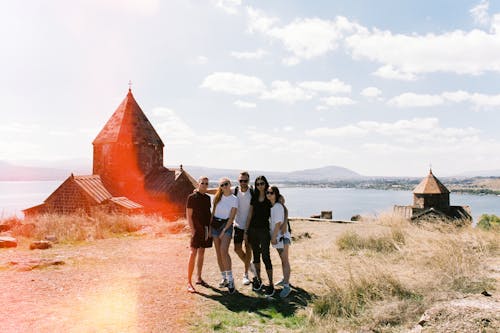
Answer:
[
  {"left": 298, "top": 214, "right": 500, "bottom": 332},
  {"left": 7, "top": 210, "right": 187, "bottom": 243},
  {"left": 2, "top": 210, "right": 498, "bottom": 332}
]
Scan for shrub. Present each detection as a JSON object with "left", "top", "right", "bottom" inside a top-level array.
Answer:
[
  {"left": 336, "top": 229, "right": 405, "bottom": 253},
  {"left": 477, "top": 214, "right": 500, "bottom": 231}
]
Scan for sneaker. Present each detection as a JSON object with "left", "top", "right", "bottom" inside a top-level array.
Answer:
[
  {"left": 264, "top": 285, "right": 275, "bottom": 297},
  {"left": 275, "top": 278, "right": 285, "bottom": 287},
  {"left": 227, "top": 281, "right": 236, "bottom": 294},
  {"left": 279, "top": 285, "right": 291, "bottom": 298},
  {"left": 219, "top": 278, "right": 228, "bottom": 288},
  {"left": 242, "top": 275, "right": 251, "bottom": 286},
  {"left": 252, "top": 277, "right": 263, "bottom": 291}
]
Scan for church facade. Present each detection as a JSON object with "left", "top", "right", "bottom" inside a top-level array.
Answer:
[{"left": 24, "top": 89, "right": 197, "bottom": 219}]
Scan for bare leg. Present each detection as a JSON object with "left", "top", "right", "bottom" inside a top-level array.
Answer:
[
  {"left": 244, "top": 239, "right": 252, "bottom": 275},
  {"left": 195, "top": 248, "right": 205, "bottom": 281},
  {"left": 187, "top": 247, "right": 197, "bottom": 290},
  {"left": 279, "top": 245, "right": 291, "bottom": 284},
  {"left": 213, "top": 236, "right": 223, "bottom": 273},
  {"left": 221, "top": 233, "right": 232, "bottom": 271},
  {"left": 234, "top": 242, "right": 246, "bottom": 266}
]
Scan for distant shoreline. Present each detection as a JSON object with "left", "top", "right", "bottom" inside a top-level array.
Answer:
[{"left": 2, "top": 178, "right": 500, "bottom": 196}]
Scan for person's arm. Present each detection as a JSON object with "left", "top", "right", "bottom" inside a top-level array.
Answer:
[
  {"left": 243, "top": 205, "right": 254, "bottom": 240},
  {"left": 271, "top": 220, "right": 282, "bottom": 245},
  {"left": 280, "top": 205, "right": 289, "bottom": 234},
  {"left": 186, "top": 207, "right": 195, "bottom": 236},
  {"left": 223, "top": 207, "right": 237, "bottom": 232}
]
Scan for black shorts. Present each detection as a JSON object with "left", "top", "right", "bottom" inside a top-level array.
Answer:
[
  {"left": 233, "top": 227, "right": 245, "bottom": 244},
  {"left": 190, "top": 228, "right": 212, "bottom": 249}
]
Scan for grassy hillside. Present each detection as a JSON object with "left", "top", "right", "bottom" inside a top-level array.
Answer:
[{"left": 1, "top": 212, "right": 498, "bottom": 332}]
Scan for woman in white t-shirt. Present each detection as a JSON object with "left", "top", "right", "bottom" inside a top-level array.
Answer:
[
  {"left": 266, "top": 185, "right": 292, "bottom": 298},
  {"left": 210, "top": 177, "right": 238, "bottom": 294}
]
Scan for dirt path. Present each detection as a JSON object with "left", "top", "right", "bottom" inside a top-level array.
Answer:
[{"left": 0, "top": 233, "right": 194, "bottom": 333}]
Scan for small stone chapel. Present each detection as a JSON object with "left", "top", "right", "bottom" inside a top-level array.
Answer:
[
  {"left": 24, "top": 88, "right": 197, "bottom": 218},
  {"left": 394, "top": 169, "right": 472, "bottom": 223}
]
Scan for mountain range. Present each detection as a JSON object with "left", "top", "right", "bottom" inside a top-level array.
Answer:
[
  {"left": 1, "top": 159, "right": 500, "bottom": 182},
  {"left": 0, "top": 160, "right": 362, "bottom": 182}
]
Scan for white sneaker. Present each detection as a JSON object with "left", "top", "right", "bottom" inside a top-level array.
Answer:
[
  {"left": 219, "top": 278, "right": 228, "bottom": 288},
  {"left": 275, "top": 278, "right": 285, "bottom": 287},
  {"left": 242, "top": 275, "right": 251, "bottom": 285}
]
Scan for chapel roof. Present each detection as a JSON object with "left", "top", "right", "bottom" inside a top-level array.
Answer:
[
  {"left": 413, "top": 169, "right": 450, "bottom": 194},
  {"left": 93, "top": 89, "right": 163, "bottom": 146}
]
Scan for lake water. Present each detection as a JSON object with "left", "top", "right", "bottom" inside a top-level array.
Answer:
[{"left": 1, "top": 181, "right": 500, "bottom": 222}]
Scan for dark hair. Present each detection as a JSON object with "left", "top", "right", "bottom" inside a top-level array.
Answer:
[
  {"left": 269, "top": 185, "right": 281, "bottom": 204},
  {"left": 254, "top": 175, "right": 269, "bottom": 197},
  {"left": 239, "top": 171, "right": 250, "bottom": 178}
]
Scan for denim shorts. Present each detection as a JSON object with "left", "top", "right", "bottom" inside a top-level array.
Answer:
[
  {"left": 276, "top": 237, "right": 291, "bottom": 255},
  {"left": 212, "top": 224, "right": 233, "bottom": 238}
]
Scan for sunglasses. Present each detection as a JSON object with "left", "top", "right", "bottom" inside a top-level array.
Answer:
[
  {"left": 256, "top": 182, "right": 266, "bottom": 186},
  {"left": 266, "top": 191, "right": 274, "bottom": 195},
  {"left": 200, "top": 182, "right": 209, "bottom": 185},
  {"left": 220, "top": 182, "right": 230, "bottom": 187},
  {"left": 239, "top": 179, "right": 249, "bottom": 183}
]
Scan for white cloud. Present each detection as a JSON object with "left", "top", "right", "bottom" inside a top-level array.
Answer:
[
  {"left": 306, "top": 125, "right": 366, "bottom": 137},
  {"left": 247, "top": 7, "right": 360, "bottom": 64},
  {"left": 361, "top": 87, "right": 382, "bottom": 98},
  {"left": 214, "top": 0, "right": 242, "bottom": 15},
  {"left": 201, "top": 73, "right": 354, "bottom": 105},
  {"left": 195, "top": 56, "right": 208, "bottom": 65},
  {"left": 247, "top": 7, "right": 279, "bottom": 34},
  {"left": 152, "top": 107, "right": 196, "bottom": 144},
  {"left": 346, "top": 27, "right": 500, "bottom": 77},
  {"left": 201, "top": 72, "right": 266, "bottom": 95},
  {"left": 388, "top": 90, "right": 500, "bottom": 109},
  {"left": 491, "top": 13, "right": 500, "bottom": 33},
  {"left": 388, "top": 93, "right": 444, "bottom": 108},
  {"left": 373, "top": 65, "right": 418, "bottom": 81},
  {"left": 282, "top": 57, "right": 300, "bottom": 66},
  {"left": 230, "top": 49, "right": 267, "bottom": 60},
  {"left": 470, "top": 0, "right": 490, "bottom": 26},
  {"left": 234, "top": 100, "right": 257, "bottom": 108},
  {"left": 299, "top": 79, "right": 351, "bottom": 94},
  {"left": 306, "top": 118, "right": 480, "bottom": 147},
  {"left": 261, "top": 81, "right": 313, "bottom": 103},
  {"left": 246, "top": 5, "right": 500, "bottom": 77},
  {"left": 321, "top": 96, "right": 356, "bottom": 106}
]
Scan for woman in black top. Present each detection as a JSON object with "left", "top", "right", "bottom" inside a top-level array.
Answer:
[{"left": 244, "top": 175, "right": 274, "bottom": 296}]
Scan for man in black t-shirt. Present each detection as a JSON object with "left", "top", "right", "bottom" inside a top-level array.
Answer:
[{"left": 186, "top": 176, "right": 212, "bottom": 293}]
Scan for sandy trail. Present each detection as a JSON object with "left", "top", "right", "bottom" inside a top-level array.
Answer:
[{"left": 0, "top": 234, "right": 193, "bottom": 333}]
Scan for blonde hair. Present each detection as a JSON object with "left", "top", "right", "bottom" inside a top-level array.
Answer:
[{"left": 214, "top": 177, "right": 231, "bottom": 208}]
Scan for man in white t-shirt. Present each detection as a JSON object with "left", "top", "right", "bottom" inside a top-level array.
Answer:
[{"left": 233, "top": 171, "right": 253, "bottom": 285}]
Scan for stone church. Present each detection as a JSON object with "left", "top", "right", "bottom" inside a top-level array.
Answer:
[
  {"left": 394, "top": 169, "right": 472, "bottom": 223},
  {"left": 24, "top": 88, "right": 197, "bottom": 219}
]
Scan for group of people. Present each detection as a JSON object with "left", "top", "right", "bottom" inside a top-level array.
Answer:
[{"left": 186, "top": 171, "right": 292, "bottom": 298}]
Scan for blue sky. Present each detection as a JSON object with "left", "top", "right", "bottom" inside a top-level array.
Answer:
[{"left": 1, "top": 0, "right": 500, "bottom": 176}]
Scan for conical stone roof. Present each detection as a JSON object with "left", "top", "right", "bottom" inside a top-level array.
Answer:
[
  {"left": 413, "top": 169, "right": 450, "bottom": 194},
  {"left": 93, "top": 89, "right": 163, "bottom": 146}
]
